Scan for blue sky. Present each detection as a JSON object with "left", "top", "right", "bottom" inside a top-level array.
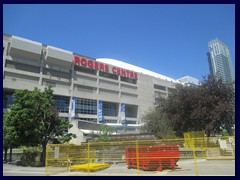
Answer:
[{"left": 3, "top": 4, "right": 235, "bottom": 81}]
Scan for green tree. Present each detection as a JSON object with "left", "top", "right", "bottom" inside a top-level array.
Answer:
[
  {"left": 4, "top": 86, "right": 76, "bottom": 165},
  {"left": 163, "top": 75, "right": 235, "bottom": 137},
  {"left": 3, "top": 114, "right": 19, "bottom": 162},
  {"left": 197, "top": 75, "right": 235, "bottom": 136},
  {"left": 98, "top": 123, "right": 115, "bottom": 142},
  {"left": 163, "top": 84, "right": 200, "bottom": 137},
  {"left": 141, "top": 107, "right": 176, "bottom": 139}
]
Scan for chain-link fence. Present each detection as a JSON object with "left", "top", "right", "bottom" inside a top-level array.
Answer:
[{"left": 45, "top": 136, "right": 235, "bottom": 176}]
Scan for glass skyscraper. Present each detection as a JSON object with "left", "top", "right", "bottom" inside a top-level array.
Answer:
[{"left": 207, "top": 38, "right": 234, "bottom": 85}]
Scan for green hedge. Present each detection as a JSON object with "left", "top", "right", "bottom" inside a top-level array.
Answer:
[{"left": 21, "top": 147, "right": 43, "bottom": 167}]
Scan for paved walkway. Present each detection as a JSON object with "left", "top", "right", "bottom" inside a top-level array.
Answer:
[
  {"left": 3, "top": 159, "right": 235, "bottom": 176},
  {"left": 3, "top": 164, "right": 45, "bottom": 176},
  {"left": 51, "top": 159, "right": 235, "bottom": 176}
]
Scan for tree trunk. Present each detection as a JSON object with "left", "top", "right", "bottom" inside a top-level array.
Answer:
[
  {"left": 206, "top": 130, "right": 211, "bottom": 137},
  {"left": 4, "top": 147, "right": 8, "bottom": 162},
  {"left": 9, "top": 144, "right": 13, "bottom": 162},
  {"left": 226, "top": 127, "right": 233, "bottom": 136},
  {"left": 40, "top": 143, "right": 47, "bottom": 167}
]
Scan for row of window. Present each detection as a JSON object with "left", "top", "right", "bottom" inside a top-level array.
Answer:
[
  {"left": 103, "top": 102, "right": 118, "bottom": 117},
  {"left": 3, "top": 93, "right": 14, "bottom": 108},
  {"left": 3, "top": 93, "right": 138, "bottom": 118},
  {"left": 99, "top": 71, "right": 118, "bottom": 80},
  {"left": 75, "top": 98, "right": 97, "bottom": 115},
  {"left": 46, "top": 63, "right": 71, "bottom": 73},
  {"left": 55, "top": 97, "right": 138, "bottom": 117},
  {"left": 74, "top": 117, "right": 97, "bottom": 123},
  {"left": 154, "top": 84, "right": 177, "bottom": 94},
  {"left": 154, "top": 84, "right": 166, "bottom": 91},
  {"left": 74, "top": 118, "right": 118, "bottom": 124},
  {"left": 54, "top": 96, "right": 69, "bottom": 113},
  {"left": 103, "top": 119, "right": 118, "bottom": 123},
  {"left": 75, "top": 65, "right": 137, "bottom": 84},
  {"left": 4, "top": 59, "right": 137, "bottom": 85}
]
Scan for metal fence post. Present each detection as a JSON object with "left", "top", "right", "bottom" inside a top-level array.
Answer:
[
  {"left": 88, "top": 142, "right": 90, "bottom": 176},
  {"left": 136, "top": 140, "right": 140, "bottom": 176},
  {"left": 190, "top": 135, "right": 199, "bottom": 176}
]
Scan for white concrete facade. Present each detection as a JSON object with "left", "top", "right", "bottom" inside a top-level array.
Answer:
[{"left": 3, "top": 33, "right": 179, "bottom": 142}]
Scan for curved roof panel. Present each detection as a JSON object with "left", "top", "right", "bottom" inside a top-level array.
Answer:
[{"left": 96, "top": 58, "right": 179, "bottom": 83}]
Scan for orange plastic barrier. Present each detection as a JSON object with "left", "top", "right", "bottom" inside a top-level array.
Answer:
[{"left": 125, "top": 145, "right": 180, "bottom": 171}]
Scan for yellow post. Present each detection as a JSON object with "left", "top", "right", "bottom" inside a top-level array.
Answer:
[
  {"left": 87, "top": 142, "right": 90, "bottom": 176},
  {"left": 92, "top": 148, "right": 96, "bottom": 163},
  {"left": 190, "top": 136, "right": 199, "bottom": 176},
  {"left": 136, "top": 140, "right": 140, "bottom": 176},
  {"left": 201, "top": 140, "right": 203, "bottom": 159},
  {"left": 67, "top": 143, "right": 70, "bottom": 171}
]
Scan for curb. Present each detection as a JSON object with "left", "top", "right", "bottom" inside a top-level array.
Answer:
[{"left": 206, "top": 157, "right": 235, "bottom": 160}]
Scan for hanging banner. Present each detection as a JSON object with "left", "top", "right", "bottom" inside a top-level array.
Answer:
[
  {"left": 71, "top": 96, "right": 76, "bottom": 119},
  {"left": 121, "top": 103, "right": 126, "bottom": 124},
  {"left": 98, "top": 100, "right": 103, "bottom": 122}
]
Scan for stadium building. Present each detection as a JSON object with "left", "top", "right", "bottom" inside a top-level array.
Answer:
[{"left": 3, "top": 33, "right": 181, "bottom": 142}]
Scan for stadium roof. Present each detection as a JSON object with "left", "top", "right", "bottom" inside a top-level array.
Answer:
[{"left": 96, "top": 58, "right": 179, "bottom": 83}]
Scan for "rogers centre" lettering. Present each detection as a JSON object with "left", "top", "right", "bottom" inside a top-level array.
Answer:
[{"left": 73, "top": 55, "right": 138, "bottom": 79}]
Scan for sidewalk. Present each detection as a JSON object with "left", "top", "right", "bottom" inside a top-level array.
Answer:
[
  {"left": 4, "top": 159, "right": 235, "bottom": 176},
  {"left": 3, "top": 163, "right": 45, "bottom": 176}
]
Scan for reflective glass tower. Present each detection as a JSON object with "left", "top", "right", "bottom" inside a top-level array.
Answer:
[{"left": 207, "top": 38, "right": 234, "bottom": 85}]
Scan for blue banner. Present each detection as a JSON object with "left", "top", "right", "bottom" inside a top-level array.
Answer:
[
  {"left": 98, "top": 100, "right": 103, "bottom": 122},
  {"left": 71, "top": 96, "right": 76, "bottom": 119},
  {"left": 121, "top": 103, "right": 126, "bottom": 123}
]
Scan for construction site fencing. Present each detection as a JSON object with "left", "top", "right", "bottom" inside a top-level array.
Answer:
[{"left": 45, "top": 136, "right": 235, "bottom": 176}]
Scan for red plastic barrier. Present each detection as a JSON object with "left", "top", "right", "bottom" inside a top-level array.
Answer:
[{"left": 125, "top": 145, "right": 180, "bottom": 171}]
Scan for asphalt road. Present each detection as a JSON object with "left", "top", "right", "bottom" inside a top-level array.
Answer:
[{"left": 3, "top": 159, "right": 235, "bottom": 176}]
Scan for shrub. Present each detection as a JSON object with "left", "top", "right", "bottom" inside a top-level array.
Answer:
[{"left": 21, "top": 147, "right": 43, "bottom": 167}]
